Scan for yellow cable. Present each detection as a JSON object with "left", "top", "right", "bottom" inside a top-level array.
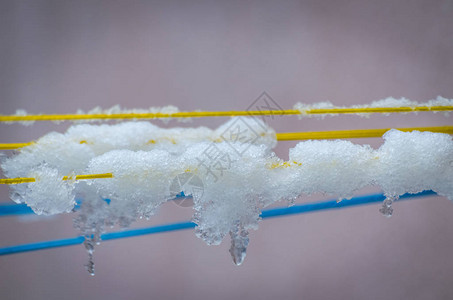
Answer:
[
  {"left": 0, "top": 178, "right": 36, "bottom": 184},
  {"left": 275, "top": 126, "right": 453, "bottom": 140},
  {"left": 0, "top": 106, "right": 452, "bottom": 122},
  {"left": 1, "top": 126, "right": 451, "bottom": 150},
  {"left": 62, "top": 173, "right": 114, "bottom": 180},
  {"left": 0, "top": 142, "right": 34, "bottom": 150},
  {"left": 0, "top": 173, "right": 113, "bottom": 185}
]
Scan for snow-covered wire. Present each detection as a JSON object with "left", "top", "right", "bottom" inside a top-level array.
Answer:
[{"left": 0, "top": 191, "right": 435, "bottom": 256}]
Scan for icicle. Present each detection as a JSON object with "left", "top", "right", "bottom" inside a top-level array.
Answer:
[
  {"left": 72, "top": 185, "right": 108, "bottom": 275},
  {"left": 379, "top": 195, "right": 397, "bottom": 217},
  {"left": 83, "top": 237, "right": 95, "bottom": 276},
  {"left": 229, "top": 222, "right": 249, "bottom": 266}
]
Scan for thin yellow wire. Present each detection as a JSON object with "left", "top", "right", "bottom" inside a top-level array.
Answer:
[
  {"left": 0, "top": 126, "right": 451, "bottom": 150},
  {"left": 0, "top": 142, "right": 34, "bottom": 150},
  {"left": 275, "top": 126, "right": 453, "bottom": 140},
  {"left": 0, "top": 173, "right": 113, "bottom": 185},
  {"left": 0, "top": 106, "right": 452, "bottom": 122}
]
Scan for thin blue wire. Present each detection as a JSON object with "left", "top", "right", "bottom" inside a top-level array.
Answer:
[
  {"left": 0, "top": 203, "right": 34, "bottom": 216},
  {"left": 0, "top": 191, "right": 436, "bottom": 256},
  {"left": 0, "top": 199, "right": 84, "bottom": 217},
  {"left": 0, "top": 195, "right": 180, "bottom": 217},
  {"left": 0, "top": 200, "right": 83, "bottom": 217}
]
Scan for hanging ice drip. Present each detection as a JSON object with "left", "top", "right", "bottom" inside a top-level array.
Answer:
[
  {"left": 229, "top": 222, "right": 250, "bottom": 266},
  {"left": 379, "top": 195, "right": 398, "bottom": 218}
]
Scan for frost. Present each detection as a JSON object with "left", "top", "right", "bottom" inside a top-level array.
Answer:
[
  {"left": 76, "top": 104, "right": 185, "bottom": 124},
  {"left": 288, "top": 140, "right": 376, "bottom": 199},
  {"left": 3, "top": 105, "right": 189, "bottom": 126},
  {"left": 24, "top": 165, "right": 75, "bottom": 215},
  {"left": 293, "top": 96, "right": 453, "bottom": 118},
  {"left": 426, "top": 96, "right": 453, "bottom": 107},
  {"left": 293, "top": 101, "right": 338, "bottom": 118},
  {"left": 2, "top": 109, "right": 36, "bottom": 126},
  {"left": 375, "top": 129, "right": 453, "bottom": 199}
]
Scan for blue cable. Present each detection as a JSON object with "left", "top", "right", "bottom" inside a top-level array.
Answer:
[
  {"left": 0, "top": 200, "right": 83, "bottom": 217},
  {"left": 0, "top": 203, "right": 34, "bottom": 216},
  {"left": 0, "top": 195, "right": 177, "bottom": 217},
  {"left": 0, "top": 190, "right": 437, "bottom": 256},
  {"left": 260, "top": 190, "right": 435, "bottom": 218}
]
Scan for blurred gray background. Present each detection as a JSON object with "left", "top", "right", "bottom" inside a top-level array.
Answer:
[{"left": 0, "top": 0, "right": 452, "bottom": 299}]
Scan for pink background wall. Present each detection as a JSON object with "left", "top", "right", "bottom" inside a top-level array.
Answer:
[{"left": 1, "top": 1, "right": 452, "bottom": 299}]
